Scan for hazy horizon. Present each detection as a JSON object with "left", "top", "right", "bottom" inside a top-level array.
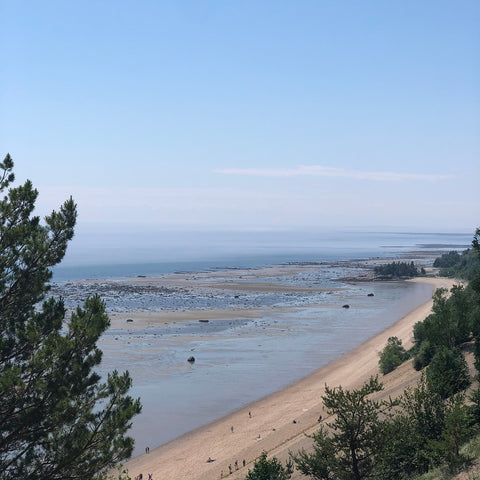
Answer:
[{"left": 57, "top": 227, "right": 473, "bottom": 267}]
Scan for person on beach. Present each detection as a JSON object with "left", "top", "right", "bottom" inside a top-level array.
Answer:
[
  {"left": 249, "top": 411, "right": 251, "bottom": 418},
  {"left": 229, "top": 464, "right": 232, "bottom": 474},
  {"left": 243, "top": 459, "right": 246, "bottom": 467},
  {"left": 231, "top": 425, "right": 234, "bottom": 433},
  {"left": 235, "top": 460, "right": 238, "bottom": 470}
]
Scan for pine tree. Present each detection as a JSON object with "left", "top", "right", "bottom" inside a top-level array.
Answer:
[
  {"left": 0, "top": 155, "right": 141, "bottom": 480},
  {"left": 246, "top": 451, "right": 293, "bottom": 480},
  {"left": 293, "top": 376, "right": 396, "bottom": 480}
]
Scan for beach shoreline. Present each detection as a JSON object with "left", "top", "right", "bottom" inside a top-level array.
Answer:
[{"left": 114, "top": 276, "right": 457, "bottom": 480}]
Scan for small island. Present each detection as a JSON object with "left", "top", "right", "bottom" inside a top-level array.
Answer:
[{"left": 374, "top": 260, "right": 424, "bottom": 279}]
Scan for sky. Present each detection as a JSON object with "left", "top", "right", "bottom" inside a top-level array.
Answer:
[{"left": 1, "top": 1, "right": 479, "bottom": 245}]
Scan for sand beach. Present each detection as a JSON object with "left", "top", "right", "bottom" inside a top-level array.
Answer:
[{"left": 107, "top": 274, "right": 456, "bottom": 480}]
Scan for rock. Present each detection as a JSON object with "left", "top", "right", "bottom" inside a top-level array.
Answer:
[
  {"left": 342, "top": 304, "right": 350, "bottom": 309},
  {"left": 187, "top": 356, "right": 195, "bottom": 363}
]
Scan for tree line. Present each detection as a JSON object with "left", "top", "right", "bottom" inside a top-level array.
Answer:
[
  {"left": 433, "top": 248, "right": 480, "bottom": 280},
  {"left": 374, "top": 261, "right": 424, "bottom": 279}
]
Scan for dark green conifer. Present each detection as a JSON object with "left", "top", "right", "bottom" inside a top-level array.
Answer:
[{"left": 0, "top": 155, "right": 141, "bottom": 480}]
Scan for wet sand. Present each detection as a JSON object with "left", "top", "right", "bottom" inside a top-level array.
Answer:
[{"left": 114, "top": 276, "right": 456, "bottom": 480}]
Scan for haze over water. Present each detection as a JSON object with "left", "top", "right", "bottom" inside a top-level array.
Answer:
[{"left": 54, "top": 229, "right": 472, "bottom": 281}]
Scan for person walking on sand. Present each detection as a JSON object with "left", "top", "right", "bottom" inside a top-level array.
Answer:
[
  {"left": 235, "top": 460, "right": 238, "bottom": 470},
  {"left": 231, "top": 425, "right": 234, "bottom": 433}
]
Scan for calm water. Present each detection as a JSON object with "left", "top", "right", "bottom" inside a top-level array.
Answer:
[{"left": 53, "top": 230, "right": 472, "bottom": 282}]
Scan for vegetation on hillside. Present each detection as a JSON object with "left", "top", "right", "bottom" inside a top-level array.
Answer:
[
  {"left": 247, "top": 228, "right": 480, "bottom": 480},
  {"left": 378, "top": 336, "right": 410, "bottom": 374},
  {"left": 434, "top": 248, "right": 480, "bottom": 280},
  {"left": 293, "top": 376, "right": 397, "bottom": 480},
  {"left": 245, "top": 451, "right": 293, "bottom": 480}
]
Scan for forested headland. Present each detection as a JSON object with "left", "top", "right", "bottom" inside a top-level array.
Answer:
[{"left": 374, "top": 261, "right": 424, "bottom": 279}]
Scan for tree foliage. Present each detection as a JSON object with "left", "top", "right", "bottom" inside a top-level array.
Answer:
[
  {"left": 374, "top": 261, "right": 420, "bottom": 279},
  {"left": 378, "top": 336, "right": 409, "bottom": 374},
  {"left": 426, "top": 346, "right": 471, "bottom": 399},
  {"left": 378, "top": 374, "right": 470, "bottom": 477},
  {"left": 292, "top": 376, "right": 396, "bottom": 480},
  {"left": 433, "top": 248, "right": 480, "bottom": 280},
  {"left": 413, "top": 281, "right": 478, "bottom": 371},
  {"left": 0, "top": 155, "right": 141, "bottom": 479},
  {"left": 245, "top": 451, "right": 293, "bottom": 480},
  {"left": 431, "top": 394, "right": 471, "bottom": 469}
]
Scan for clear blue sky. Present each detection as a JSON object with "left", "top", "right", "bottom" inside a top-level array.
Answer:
[{"left": 1, "top": 1, "right": 479, "bottom": 235}]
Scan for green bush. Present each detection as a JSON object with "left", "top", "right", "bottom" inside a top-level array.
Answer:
[
  {"left": 426, "top": 347, "right": 471, "bottom": 399},
  {"left": 379, "top": 337, "right": 409, "bottom": 374}
]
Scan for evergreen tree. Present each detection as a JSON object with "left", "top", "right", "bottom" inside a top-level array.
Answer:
[
  {"left": 292, "top": 377, "right": 395, "bottom": 480},
  {"left": 378, "top": 336, "right": 409, "bottom": 374},
  {"left": 374, "top": 261, "right": 419, "bottom": 278},
  {"left": 384, "top": 375, "right": 445, "bottom": 476},
  {"left": 426, "top": 346, "right": 470, "bottom": 399},
  {"left": 245, "top": 452, "right": 293, "bottom": 480},
  {"left": 431, "top": 394, "right": 471, "bottom": 469},
  {"left": 0, "top": 155, "right": 141, "bottom": 479}
]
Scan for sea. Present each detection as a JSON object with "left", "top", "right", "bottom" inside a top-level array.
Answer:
[
  {"left": 52, "top": 229, "right": 473, "bottom": 282},
  {"left": 50, "top": 230, "right": 473, "bottom": 456}
]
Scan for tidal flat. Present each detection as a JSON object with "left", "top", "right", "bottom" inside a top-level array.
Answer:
[{"left": 53, "top": 260, "right": 435, "bottom": 456}]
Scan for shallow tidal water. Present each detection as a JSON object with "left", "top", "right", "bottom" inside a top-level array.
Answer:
[{"left": 97, "top": 279, "right": 433, "bottom": 456}]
